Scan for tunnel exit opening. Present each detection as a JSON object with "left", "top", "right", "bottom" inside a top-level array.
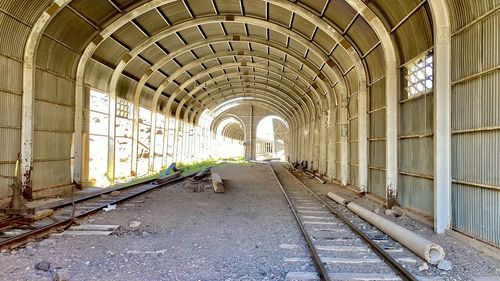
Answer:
[{"left": 256, "top": 116, "right": 288, "bottom": 161}]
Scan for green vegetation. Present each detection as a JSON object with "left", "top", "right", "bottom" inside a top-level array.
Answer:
[
  {"left": 176, "top": 157, "right": 251, "bottom": 174},
  {"left": 86, "top": 157, "right": 250, "bottom": 189}
]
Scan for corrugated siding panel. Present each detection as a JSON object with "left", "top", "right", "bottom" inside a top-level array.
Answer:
[
  {"left": 0, "top": 13, "right": 30, "bottom": 59},
  {"left": 0, "top": 127, "right": 20, "bottom": 198},
  {"left": 32, "top": 160, "right": 71, "bottom": 190},
  {"left": 0, "top": 90, "right": 21, "bottom": 127},
  {"left": 34, "top": 100, "right": 74, "bottom": 132},
  {"left": 452, "top": 130, "right": 500, "bottom": 187},
  {"left": 368, "top": 78, "right": 386, "bottom": 198},
  {"left": 399, "top": 137, "right": 433, "bottom": 175},
  {"left": 34, "top": 132, "right": 72, "bottom": 161},
  {"left": 399, "top": 175, "right": 433, "bottom": 216},
  {"left": 0, "top": 128, "right": 20, "bottom": 162},
  {"left": 36, "top": 70, "right": 75, "bottom": 106},
  {"left": 0, "top": 54, "right": 21, "bottom": 198},
  {"left": 0, "top": 55, "right": 23, "bottom": 94},
  {"left": 398, "top": 94, "right": 434, "bottom": 213},
  {"left": 0, "top": 0, "right": 51, "bottom": 25},
  {"left": 399, "top": 96, "right": 433, "bottom": 135},
  {"left": 453, "top": 184, "right": 500, "bottom": 245},
  {"left": 369, "top": 169, "right": 385, "bottom": 198},
  {"left": 0, "top": 163, "right": 15, "bottom": 198},
  {"left": 451, "top": 24, "right": 482, "bottom": 82},
  {"left": 36, "top": 36, "right": 80, "bottom": 79},
  {"left": 450, "top": 4, "right": 500, "bottom": 245}
]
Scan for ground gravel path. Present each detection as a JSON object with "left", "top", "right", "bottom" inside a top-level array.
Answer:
[{"left": 0, "top": 163, "right": 310, "bottom": 281}]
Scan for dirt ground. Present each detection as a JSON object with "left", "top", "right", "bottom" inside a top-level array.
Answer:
[
  {"left": 0, "top": 163, "right": 311, "bottom": 281},
  {"left": 0, "top": 162, "right": 499, "bottom": 281}
]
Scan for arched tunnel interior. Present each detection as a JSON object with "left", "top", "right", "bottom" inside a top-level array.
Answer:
[{"left": 0, "top": 0, "right": 499, "bottom": 279}]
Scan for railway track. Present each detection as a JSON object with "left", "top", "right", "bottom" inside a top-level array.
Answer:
[
  {"left": 0, "top": 173, "right": 191, "bottom": 250},
  {"left": 269, "top": 161, "right": 442, "bottom": 281}
]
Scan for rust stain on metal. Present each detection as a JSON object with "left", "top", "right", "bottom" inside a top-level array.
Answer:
[
  {"left": 22, "top": 166, "right": 33, "bottom": 200},
  {"left": 386, "top": 185, "right": 397, "bottom": 209}
]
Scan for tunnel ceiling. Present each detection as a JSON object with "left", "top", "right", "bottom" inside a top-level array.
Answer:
[{"left": 22, "top": 0, "right": 433, "bottom": 125}]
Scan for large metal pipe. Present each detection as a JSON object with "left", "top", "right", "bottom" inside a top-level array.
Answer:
[{"left": 327, "top": 192, "right": 445, "bottom": 265}]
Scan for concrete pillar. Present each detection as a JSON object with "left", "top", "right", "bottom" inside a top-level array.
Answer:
[
  {"left": 429, "top": 0, "right": 452, "bottom": 233},
  {"left": 340, "top": 95, "right": 349, "bottom": 186},
  {"left": 148, "top": 106, "right": 157, "bottom": 171},
  {"left": 385, "top": 61, "right": 398, "bottom": 208},
  {"left": 131, "top": 95, "right": 140, "bottom": 175},
  {"left": 244, "top": 106, "right": 253, "bottom": 160},
  {"left": 358, "top": 81, "right": 368, "bottom": 192},
  {"left": 319, "top": 111, "right": 328, "bottom": 174},
  {"left": 327, "top": 107, "right": 337, "bottom": 179},
  {"left": 107, "top": 95, "right": 117, "bottom": 180}
]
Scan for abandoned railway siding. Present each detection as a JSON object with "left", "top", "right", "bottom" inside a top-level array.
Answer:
[{"left": 0, "top": 0, "right": 499, "bottom": 280}]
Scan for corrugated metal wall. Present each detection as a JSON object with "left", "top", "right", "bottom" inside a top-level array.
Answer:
[
  {"left": 365, "top": 42, "right": 386, "bottom": 198},
  {"left": 0, "top": 0, "right": 51, "bottom": 198},
  {"left": 33, "top": 69, "right": 75, "bottom": 191},
  {"left": 398, "top": 89, "right": 434, "bottom": 216},
  {"left": 449, "top": 1, "right": 500, "bottom": 245}
]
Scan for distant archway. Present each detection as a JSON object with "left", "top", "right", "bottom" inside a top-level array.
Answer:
[
  {"left": 255, "top": 116, "right": 289, "bottom": 161},
  {"left": 214, "top": 117, "right": 246, "bottom": 159}
]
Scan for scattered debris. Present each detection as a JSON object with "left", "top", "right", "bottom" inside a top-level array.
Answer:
[
  {"left": 384, "top": 209, "right": 396, "bottom": 216},
  {"left": 70, "top": 224, "right": 120, "bottom": 231},
  {"left": 438, "top": 259, "right": 452, "bottom": 271},
  {"left": 32, "top": 209, "right": 54, "bottom": 221},
  {"left": 52, "top": 224, "right": 120, "bottom": 236},
  {"left": 100, "top": 194, "right": 108, "bottom": 199},
  {"left": 53, "top": 269, "right": 70, "bottom": 281},
  {"left": 211, "top": 173, "right": 224, "bottom": 193},
  {"left": 129, "top": 220, "right": 142, "bottom": 228},
  {"left": 419, "top": 263, "right": 429, "bottom": 271},
  {"left": 157, "top": 171, "right": 181, "bottom": 184},
  {"left": 110, "top": 191, "right": 121, "bottom": 197},
  {"left": 103, "top": 204, "right": 116, "bottom": 211},
  {"left": 126, "top": 249, "right": 167, "bottom": 255},
  {"left": 193, "top": 168, "right": 211, "bottom": 180},
  {"left": 373, "top": 207, "right": 381, "bottom": 214},
  {"left": 35, "top": 261, "right": 51, "bottom": 272}
]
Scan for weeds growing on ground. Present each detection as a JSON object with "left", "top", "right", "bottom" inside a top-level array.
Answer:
[{"left": 176, "top": 156, "right": 251, "bottom": 174}]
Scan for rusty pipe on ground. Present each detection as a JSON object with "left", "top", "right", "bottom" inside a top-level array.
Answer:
[{"left": 327, "top": 192, "right": 445, "bottom": 265}]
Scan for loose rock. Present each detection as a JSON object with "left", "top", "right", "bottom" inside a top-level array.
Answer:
[
  {"left": 110, "top": 191, "right": 120, "bottom": 197},
  {"left": 373, "top": 207, "right": 380, "bottom": 214},
  {"left": 53, "top": 269, "right": 70, "bottom": 281},
  {"left": 438, "top": 259, "right": 452, "bottom": 271},
  {"left": 419, "top": 263, "right": 429, "bottom": 271},
  {"left": 35, "top": 261, "right": 51, "bottom": 271},
  {"left": 384, "top": 209, "right": 396, "bottom": 216},
  {"left": 129, "top": 220, "right": 142, "bottom": 228}
]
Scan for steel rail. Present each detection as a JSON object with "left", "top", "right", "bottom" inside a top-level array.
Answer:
[
  {"left": 278, "top": 162, "right": 419, "bottom": 281},
  {"left": 268, "top": 162, "right": 330, "bottom": 281},
  {"left": 0, "top": 173, "right": 195, "bottom": 250}
]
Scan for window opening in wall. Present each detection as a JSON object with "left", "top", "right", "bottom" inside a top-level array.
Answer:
[
  {"left": 137, "top": 107, "right": 151, "bottom": 176},
  {"left": 153, "top": 112, "right": 166, "bottom": 171},
  {"left": 114, "top": 97, "right": 133, "bottom": 179},
  {"left": 405, "top": 51, "right": 433, "bottom": 98},
  {"left": 88, "top": 89, "right": 109, "bottom": 186}
]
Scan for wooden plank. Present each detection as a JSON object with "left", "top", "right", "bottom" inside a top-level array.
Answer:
[
  {"left": 70, "top": 224, "right": 120, "bottom": 231},
  {"left": 31, "top": 209, "right": 54, "bottom": 221},
  {"left": 52, "top": 230, "right": 114, "bottom": 236},
  {"left": 157, "top": 171, "right": 181, "bottom": 184},
  {"left": 211, "top": 173, "right": 224, "bottom": 193}
]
